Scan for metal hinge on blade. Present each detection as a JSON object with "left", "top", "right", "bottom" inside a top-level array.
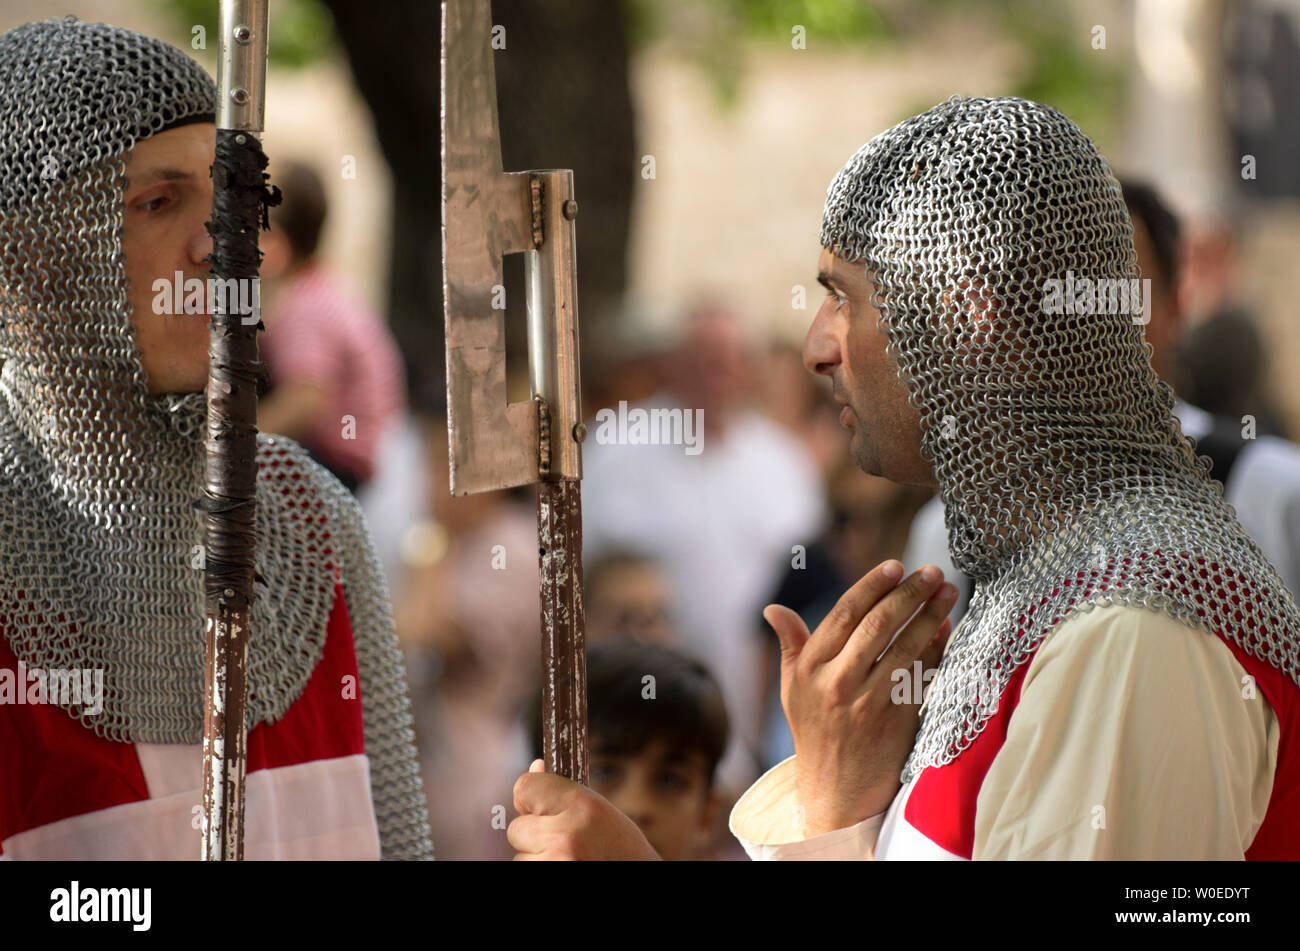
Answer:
[
  {"left": 536, "top": 394, "right": 551, "bottom": 478},
  {"left": 530, "top": 176, "right": 544, "bottom": 249}
]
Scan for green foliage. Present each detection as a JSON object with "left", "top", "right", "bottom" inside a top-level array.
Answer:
[
  {"left": 623, "top": 0, "right": 665, "bottom": 51},
  {"left": 624, "top": 0, "right": 1126, "bottom": 132},
  {"left": 149, "top": 0, "right": 336, "bottom": 69},
  {"left": 626, "top": 0, "right": 891, "bottom": 48},
  {"left": 997, "top": 5, "right": 1125, "bottom": 142},
  {"left": 731, "top": 0, "right": 892, "bottom": 42},
  {"left": 624, "top": 0, "right": 893, "bottom": 110}
]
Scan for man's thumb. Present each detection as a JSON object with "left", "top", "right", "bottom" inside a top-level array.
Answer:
[{"left": 763, "top": 603, "right": 810, "bottom": 659}]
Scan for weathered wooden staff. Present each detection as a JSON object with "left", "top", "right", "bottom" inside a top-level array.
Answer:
[
  {"left": 442, "top": 0, "right": 588, "bottom": 783},
  {"left": 199, "top": 0, "right": 279, "bottom": 860}
]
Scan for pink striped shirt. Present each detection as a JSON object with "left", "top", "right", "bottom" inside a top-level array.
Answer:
[{"left": 261, "top": 263, "right": 406, "bottom": 484}]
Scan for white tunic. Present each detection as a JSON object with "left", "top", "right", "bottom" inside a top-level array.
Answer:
[{"left": 730, "top": 603, "right": 1292, "bottom": 859}]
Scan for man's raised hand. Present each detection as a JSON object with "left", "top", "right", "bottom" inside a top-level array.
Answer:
[{"left": 764, "top": 560, "right": 956, "bottom": 837}]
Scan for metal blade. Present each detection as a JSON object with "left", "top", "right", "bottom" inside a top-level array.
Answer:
[{"left": 441, "top": 0, "right": 539, "bottom": 494}]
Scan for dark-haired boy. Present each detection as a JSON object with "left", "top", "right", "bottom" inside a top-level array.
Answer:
[{"left": 511, "top": 639, "right": 728, "bottom": 860}]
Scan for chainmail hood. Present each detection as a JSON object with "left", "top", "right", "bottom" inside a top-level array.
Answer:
[
  {"left": 0, "top": 17, "right": 338, "bottom": 744},
  {"left": 820, "top": 96, "right": 1300, "bottom": 782}
]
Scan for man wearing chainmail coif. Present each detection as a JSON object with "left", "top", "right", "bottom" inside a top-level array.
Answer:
[
  {"left": 0, "top": 18, "right": 432, "bottom": 859},
  {"left": 509, "top": 96, "right": 1299, "bottom": 861}
]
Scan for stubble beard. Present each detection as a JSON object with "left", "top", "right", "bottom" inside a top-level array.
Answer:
[{"left": 845, "top": 414, "right": 880, "bottom": 478}]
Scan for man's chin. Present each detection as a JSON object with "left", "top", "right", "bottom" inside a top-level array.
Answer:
[{"left": 848, "top": 437, "right": 881, "bottom": 478}]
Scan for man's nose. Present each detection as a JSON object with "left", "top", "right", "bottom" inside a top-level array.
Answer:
[
  {"left": 187, "top": 220, "right": 213, "bottom": 266},
  {"left": 804, "top": 301, "right": 840, "bottom": 377}
]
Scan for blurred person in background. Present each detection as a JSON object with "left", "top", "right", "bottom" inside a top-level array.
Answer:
[
  {"left": 906, "top": 177, "right": 1300, "bottom": 626},
  {"left": 1180, "top": 210, "right": 1242, "bottom": 330},
  {"left": 516, "top": 638, "right": 729, "bottom": 860},
  {"left": 1176, "top": 305, "right": 1291, "bottom": 439},
  {"left": 583, "top": 333, "right": 670, "bottom": 427},
  {"left": 1124, "top": 180, "right": 1300, "bottom": 601},
  {"left": 580, "top": 302, "right": 826, "bottom": 799},
  {"left": 393, "top": 413, "right": 540, "bottom": 860},
  {"left": 757, "top": 340, "right": 847, "bottom": 478},
  {"left": 584, "top": 549, "right": 679, "bottom": 646},
  {"left": 258, "top": 161, "right": 406, "bottom": 493}
]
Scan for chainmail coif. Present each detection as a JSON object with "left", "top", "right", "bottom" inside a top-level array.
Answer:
[
  {"left": 821, "top": 95, "right": 1300, "bottom": 785},
  {"left": 0, "top": 17, "right": 431, "bottom": 858}
]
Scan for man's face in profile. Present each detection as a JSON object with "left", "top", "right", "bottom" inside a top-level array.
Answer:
[
  {"left": 804, "top": 248, "right": 935, "bottom": 489},
  {"left": 121, "top": 122, "right": 216, "bottom": 395}
]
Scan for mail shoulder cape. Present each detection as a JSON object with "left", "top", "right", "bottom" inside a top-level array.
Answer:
[{"left": 0, "top": 429, "right": 433, "bottom": 860}]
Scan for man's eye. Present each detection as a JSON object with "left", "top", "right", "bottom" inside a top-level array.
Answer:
[
  {"left": 136, "top": 195, "right": 170, "bottom": 213},
  {"left": 828, "top": 289, "right": 847, "bottom": 309}
]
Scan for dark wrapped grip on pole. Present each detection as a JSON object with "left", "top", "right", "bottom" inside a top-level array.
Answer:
[
  {"left": 199, "top": 128, "right": 281, "bottom": 608},
  {"left": 199, "top": 128, "right": 279, "bottom": 861}
]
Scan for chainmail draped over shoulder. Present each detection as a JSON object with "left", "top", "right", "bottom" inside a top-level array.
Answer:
[
  {"left": 821, "top": 96, "right": 1300, "bottom": 784},
  {"left": 0, "top": 18, "right": 431, "bottom": 857}
]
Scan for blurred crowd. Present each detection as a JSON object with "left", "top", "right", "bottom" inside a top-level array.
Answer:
[{"left": 256, "top": 163, "right": 1300, "bottom": 860}]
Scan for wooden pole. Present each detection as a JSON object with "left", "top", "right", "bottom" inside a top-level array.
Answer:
[
  {"left": 538, "top": 479, "right": 588, "bottom": 783},
  {"left": 442, "top": 0, "right": 588, "bottom": 784},
  {"left": 200, "top": 0, "right": 276, "bottom": 860}
]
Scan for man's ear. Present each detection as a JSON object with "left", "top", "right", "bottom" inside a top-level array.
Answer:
[{"left": 940, "top": 278, "right": 1003, "bottom": 345}]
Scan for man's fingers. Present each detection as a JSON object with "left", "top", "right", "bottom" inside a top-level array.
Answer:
[
  {"left": 839, "top": 571, "right": 953, "bottom": 685},
  {"left": 513, "top": 769, "right": 572, "bottom": 817},
  {"left": 919, "top": 617, "right": 953, "bottom": 672},
  {"left": 529, "top": 757, "right": 545, "bottom": 774},
  {"left": 764, "top": 604, "right": 811, "bottom": 660},
  {"left": 804, "top": 559, "right": 905, "bottom": 664},
  {"left": 873, "top": 586, "right": 957, "bottom": 684},
  {"left": 900, "top": 617, "right": 954, "bottom": 709},
  {"left": 507, "top": 813, "right": 549, "bottom": 855}
]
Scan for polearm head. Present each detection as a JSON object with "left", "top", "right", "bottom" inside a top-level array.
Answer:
[
  {"left": 200, "top": 0, "right": 275, "bottom": 861},
  {"left": 441, "top": 0, "right": 582, "bottom": 494},
  {"left": 442, "top": 0, "right": 588, "bottom": 785}
]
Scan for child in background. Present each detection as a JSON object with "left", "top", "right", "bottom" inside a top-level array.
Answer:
[{"left": 527, "top": 638, "right": 729, "bottom": 860}]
